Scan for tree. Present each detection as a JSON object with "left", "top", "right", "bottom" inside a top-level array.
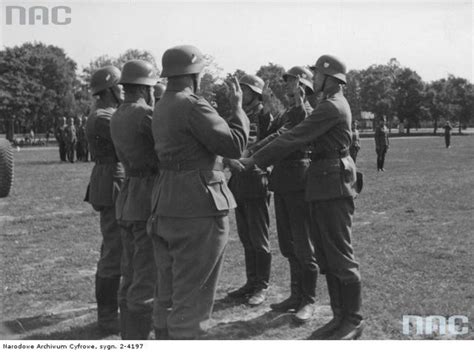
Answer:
[
  {"left": 393, "top": 67, "right": 424, "bottom": 133},
  {"left": 0, "top": 42, "right": 78, "bottom": 138},
  {"left": 256, "top": 63, "right": 286, "bottom": 116},
  {"left": 345, "top": 70, "right": 363, "bottom": 121}
]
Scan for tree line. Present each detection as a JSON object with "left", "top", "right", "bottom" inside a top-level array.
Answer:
[{"left": 1, "top": 42, "right": 472, "bottom": 140}]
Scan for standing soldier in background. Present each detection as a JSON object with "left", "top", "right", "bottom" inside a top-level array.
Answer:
[
  {"left": 374, "top": 117, "right": 389, "bottom": 171},
  {"left": 154, "top": 82, "right": 166, "bottom": 107},
  {"left": 82, "top": 116, "right": 90, "bottom": 161},
  {"left": 225, "top": 74, "right": 273, "bottom": 306},
  {"left": 64, "top": 117, "right": 77, "bottom": 163},
  {"left": 350, "top": 120, "right": 361, "bottom": 163},
  {"left": 85, "top": 66, "right": 125, "bottom": 335},
  {"left": 249, "top": 66, "right": 317, "bottom": 323},
  {"left": 55, "top": 117, "right": 67, "bottom": 162},
  {"left": 76, "top": 117, "right": 84, "bottom": 161},
  {"left": 443, "top": 120, "right": 453, "bottom": 148},
  {"left": 241, "top": 55, "right": 364, "bottom": 340},
  {"left": 149, "top": 45, "right": 249, "bottom": 339},
  {"left": 110, "top": 60, "right": 159, "bottom": 340}
]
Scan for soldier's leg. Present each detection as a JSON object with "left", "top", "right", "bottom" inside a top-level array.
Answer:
[
  {"left": 228, "top": 199, "right": 257, "bottom": 298},
  {"left": 312, "top": 199, "right": 362, "bottom": 340},
  {"left": 160, "top": 215, "right": 229, "bottom": 339},
  {"left": 286, "top": 192, "right": 317, "bottom": 322},
  {"left": 245, "top": 195, "right": 271, "bottom": 306},
  {"left": 380, "top": 148, "right": 387, "bottom": 170},
  {"left": 96, "top": 206, "right": 123, "bottom": 334},
  {"left": 150, "top": 228, "right": 172, "bottom": 340},
  {"left": 60, "top": 142, "right": 66, "bottom": 161},
  {"left": 271, "top": 192, "right": 302, "bottom": 311},
  {"left": 118, "top": 225, "right": 134, "bottom": 340},
  {"left": 125, "top": 222, "right": 156, "bottom": 340}
]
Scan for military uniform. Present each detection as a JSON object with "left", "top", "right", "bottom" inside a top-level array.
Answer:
[
  {"left": 149, "top": 45, "right": 249, "bottom": 339},
  {"left": 251, "top": 54, "right": 363, "bottom": 340},
  {"left": 225, "top": 97, "right": 273, "bottom": 301},
  {"left": 55, "top": 121, "right": 67, "bottom": 162},
  {"left": 110, "top": 86, "right": 159, "bottom": 339},
  {"left": 443, "top": 121, "right": 453, "bottom": 148},
  {"left": 64, "top": 123, "right": 77, "bottom": 163},
  {"left": 76, "top": 121, "right": 88, "bottom": 161},
  {"left": 85, "top": 100, "right": 125, "bottom": 333},
  {"left": 349, "top": 125, "right": 360, "bottom": 163},
  {"left": 374, "top": 123, "right": 389, "bottom": 171}
]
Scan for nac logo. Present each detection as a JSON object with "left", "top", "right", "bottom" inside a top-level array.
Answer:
[
  {"left": 5, "top": 5, "right": 72, "bottom": 25},
  {"left": 402, "top": 315, "right": 469, "bottom": 336}
]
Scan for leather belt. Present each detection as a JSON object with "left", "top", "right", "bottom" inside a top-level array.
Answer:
[
  {"left": 127, "top": 168, "right": 159, "bottom": 177},
  {"left": 311, "top": 148, "right": 349, "bottom": 161},
  {"left": 159, "top": 159, "right": 224, "bottom": 171}
]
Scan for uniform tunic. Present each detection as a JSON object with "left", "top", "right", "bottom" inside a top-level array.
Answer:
[
  {"left": 149, "top": 84, "right": 249, "bottom": 339},
  {"left": 110, "top": 95, "right": 158, "bottom": 316},
  {"left": 253, "top": 86, "right": 361, "bottom": 284},
  {"left": 375, "top": 125, "right": 389, "bottom": 170}
]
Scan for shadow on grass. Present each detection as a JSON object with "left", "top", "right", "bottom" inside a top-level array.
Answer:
[
  {"left": 24, "top": 322, "right": 118, "bottom": 340},
  {"left": 205, "top": 310, "right": 299, "bottom": 339}
]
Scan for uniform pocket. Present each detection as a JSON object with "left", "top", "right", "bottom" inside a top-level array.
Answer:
[{"left": 202, "top": 171, "right": 236, "bottom": 211}]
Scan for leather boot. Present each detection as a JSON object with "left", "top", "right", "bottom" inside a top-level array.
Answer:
[
  {"left": 154, "top": 327, "right": 170, "bottom": 340},
  {"left": 328, "top": 281, "right": 364, "bottom": 340},
  {"left": 119, "top": 303, "right": 128, "bottom": 340},
  {"left": 248, "top": 251, "right": 271, "bottom": 306},
  {"left": 270, "top": 259, "right": 302, "bottom": 312},
  {"left": 293, "top": 268, "right": 317, "bottom": 323},
  {"left": 96, "top": 275, "right": 120, "bottom": 334},
  {"left": 228, "top": 249, "right": 257, "bottom": 299},
  {"left": 125, "top": 310, "right": 152, "bottom": 340},
  {"left": 308, "top": 274, "right": 343, "bottom": 339}
]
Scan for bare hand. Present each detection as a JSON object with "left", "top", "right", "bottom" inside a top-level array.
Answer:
[
  {"left": 239, "top": 157, "right": 256, "bottom": 170},
  {"left": 228, "top": 76, "right": 243, "bottom": 109},
  {"left": 292, "top": 80, "right": 304, "bottom": 106}
]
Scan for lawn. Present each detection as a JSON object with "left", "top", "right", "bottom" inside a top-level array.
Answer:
[{"left": 1, "top": 135, "right": 473, "bottom": 340}]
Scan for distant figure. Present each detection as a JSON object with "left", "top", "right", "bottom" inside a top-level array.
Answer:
[
  {"left": 76, "top": 118, "right": 84, "bottom": 161},
  {"left": 81, "top": 116, "right": 90, "bottom": 161},
  {"left": 443, "top": 121, "right": 453, "bottom": 148},
  {"left": 55, "top": 117, "right": 67, "bottom": 162},
  {"left": 64, "top": 117, "right": 77, "bottom": 163},
  {"left": 374, "top": 117, "right": 389, "bottom": 172},
  {"left": 350, "top": 120, "right": 361, "bottom": 163}
]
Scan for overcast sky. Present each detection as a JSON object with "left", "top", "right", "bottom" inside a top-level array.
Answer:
[{"left": 1, "top": 0, "right": 472, "bottom": 82}]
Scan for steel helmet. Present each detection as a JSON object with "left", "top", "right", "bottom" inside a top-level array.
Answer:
[
  {"left": 239, "top": 74, "right": 265, "bottom": 95},
  {"left": 310, "top": 55, "right": 347, "bottom": 84},
  {"left": 119, "top": 60, "right": 157, "bottom": 86},
  {"left": 283, "top": 66, "right": 314, "bottom": 93},
  {"left": 90, "top": 66, "right": 121, "bottom": 95},
  {"left": 161, "top": 45, "right": 206, "bottom": 78},
  {"left": 154, "top": 82, "right": 166, "bottom": 100}
]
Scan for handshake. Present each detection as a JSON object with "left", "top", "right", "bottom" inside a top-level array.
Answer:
[{"left": 226, "top": 157, "right": 256, "bottom": 173}]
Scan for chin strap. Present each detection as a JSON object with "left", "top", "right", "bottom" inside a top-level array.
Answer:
[{"left": 109, "top": 88, "right": 121, "bottom": 106}]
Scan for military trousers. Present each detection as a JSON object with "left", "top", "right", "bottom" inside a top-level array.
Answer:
[
  {"left": 97, "top": 206, "right": 123, "bottom": 278},
  {"left": 235, "top": 196, "right": 271, "bottom": 290},
  {"left": 66, "top": 142, "right": 76, "bottom": 163},
  {"left": 275, "top": 191, "right": 317, "bottom": 302},
  {"left": 59, "top": 141, "right": 66, "bottom": 162},
  {"left": 118, "top": 221, "right": 156, "bottom": 314},
  {"left": 376, "top": 146, "right": 387, "bottom": 170},
  {"left": 309, "top": 198, "right": 361, "bottom": 284},
  {"left": 445, "top": 133, "right": 451, "bottom": 148},
  {"left": 150, "top": 215, "right": 229, "bottom": 339}
]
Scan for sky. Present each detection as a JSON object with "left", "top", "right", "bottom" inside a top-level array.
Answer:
[{"left": 0, "top": 0, "right": 472, "bottom": 82}]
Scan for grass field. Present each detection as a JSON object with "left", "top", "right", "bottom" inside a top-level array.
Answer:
[{"left": 1, "top": 135, "right": 473, "bottom": 340}]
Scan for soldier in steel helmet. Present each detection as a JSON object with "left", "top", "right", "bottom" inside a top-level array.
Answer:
[
  {"left": 248, "top": 66, "right": 317, "bottom": 323},
  {"left": 65, "top": 117, "right": 77, "bottom": 163},
  {"left": 225, "top": 74, "right": 273, "bottom": 306},
  {"left": 148, "top": 45, "right": 249, "bottom": 339},
  {"left": 241, "top": 55, "right": 364, "bottom": 340},
  {"left": 55, "top": 117, "right": 67, "bottom": 162},
  {"left": 85, "top": 65, "right": 125, "bottom": 334},
  {"left": 374, "top": 117, "right": 389, "bottom": 171},
  {"left": 109, "top": 60, "right": 159, "bottom": 339}
]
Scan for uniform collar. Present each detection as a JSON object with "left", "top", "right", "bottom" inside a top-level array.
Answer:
[
  {"left": 123, "top": 94, "right": 148, "bottom": 105},
  {"left": 323, "top": 85, "right": 343, "bottom": 100}
]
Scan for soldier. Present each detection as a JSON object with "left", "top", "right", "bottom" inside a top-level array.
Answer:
[
  {"left": 85, "top": 65, "right": 125, "bottom": 334},
  {"left": 109, "top": 60, "right": 159, "bottom": 340},
  {"left": 248, "top": 66, "right": 317, "bottom": 323},
  {"left": 443, "top": 120, "right": 453, "bottom": 148},
  {"left": 225, "top": 74, "right": 273, "bottom": 306},
  {"left": 241, "top": 55, "right": 364, "bottom": 340},
  {"left": 76, "top": 117, "right": 84, "bottom": 161},
  {"left": 350, "top": 120, "right": 361, "bottom": 163},
  {"left": 64, "top": 117, "right": 77, "bottom": 163},
  {"left": 148, "top": 45, "right": 249, "bottom": 339},
  {"left": 153, "top": 82, "right": 166, "bottom": 106},
  {"left": 82, "top": 116, "right": 90, "bottom": 161},
  {"left": 55, "top": 117, "right": 67, "bottom": 162},
  {"left": 374, "top": 117, "right": 389, "bottom": 171}
]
